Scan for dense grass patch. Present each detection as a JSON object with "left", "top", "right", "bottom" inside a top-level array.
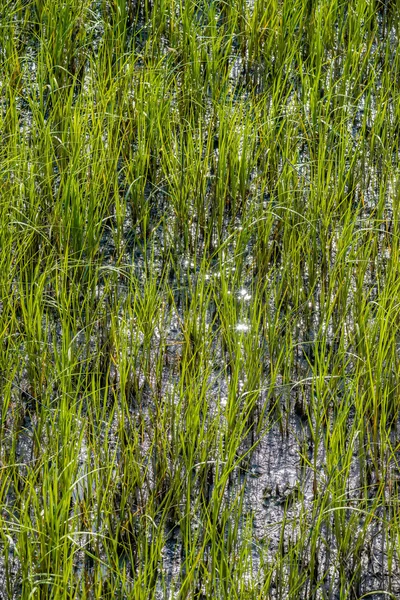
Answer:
[{"left": 1, "top": 0, "right": 400, "bottom": 598}]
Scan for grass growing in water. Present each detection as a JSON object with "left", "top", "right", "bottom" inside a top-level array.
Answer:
[{"left": 1, "top": 0, "right": 400, "bottom": 597}]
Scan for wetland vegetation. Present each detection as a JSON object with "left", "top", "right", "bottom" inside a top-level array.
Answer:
[{"left": 1, "top": 0, "right": 400, "bottom": 598}]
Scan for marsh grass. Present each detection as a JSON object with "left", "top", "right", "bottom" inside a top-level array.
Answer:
[{"left": 1, "top": 0, "right": 400, "bottom": 597}]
